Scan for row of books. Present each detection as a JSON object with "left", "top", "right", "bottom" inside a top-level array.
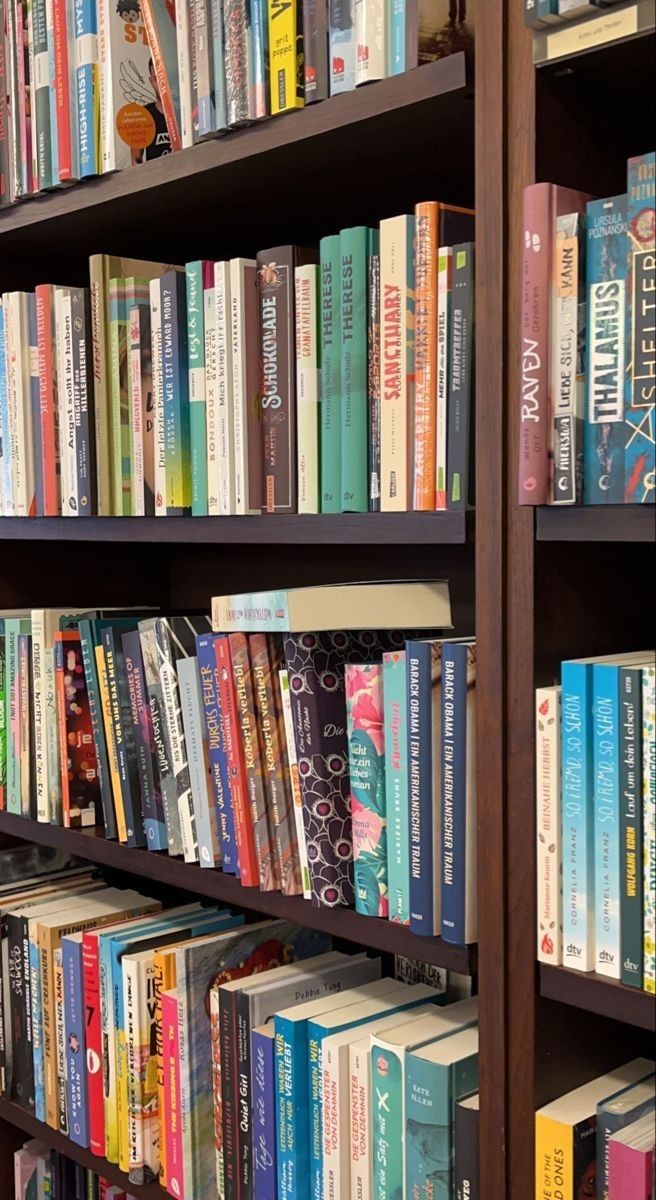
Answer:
[
  {"left": 0, "top": 578, "right": 479, "bottom": 943},
  {"left": 517, "top": 149, "right": 655, "bottom": 507},
  {"left": 535, "top": 651, "right": 655, "bottom": 993},
  {"left": 0, "top": 850, "right": 479, "bottom": 1199},
  {"left": 524, "top": 0, "right": 624, "bottom": 25},
  {"left": 535, "top": 1059, "right": 655, "bottom": 1200},
  {"left": 15, "top": 1141, "right": 135, "bottom": 1200},
  {"left": 0, "top": 207, "right": 476, "bottom": 520},
  {"left": 0, "top": 0, "right": 474, "bottom": 209}
]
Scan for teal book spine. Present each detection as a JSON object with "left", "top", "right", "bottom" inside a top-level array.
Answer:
[
  {"left": 320, "top": 235, "right": 342, "bottom": 513},
  {"left": 345, "top": 662, "right": 388, "bottom": 916},
  {"left": 404, "top": 1051, "right": 479, "bottom": 1200},
  {"left": 31, "top": 931, "right": 47, "bottom": 1121},
  {"left": 6, "top": 619, "right": 30, "bottom": 814},
  {"left": 340, "top": 227, "right": 377, "bottom": 512},
  {"left": 619, "top": 666, "right": 643, "bottom": 987},
  {"left": 561, "top": 659, "right": 596, "bottom": 971},
  {"left": 593, "top": 662, "right": 622, "bottom": 978},
  {"left": 384, "top": 651, "right": 410, "bottom": 925},
  {"left": 186, "top": 261, "right": 209, "bottom": 515},
  {"left": 371, "top": 1044, "right": 404, "bottom": 1200},
  {"left": 274, "top": 1015, "right": 311, "bottom": 1200}
]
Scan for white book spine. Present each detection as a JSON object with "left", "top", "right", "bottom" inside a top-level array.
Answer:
[
  {"left": 150, "top": 279, "right": 166, "bottom": 515},
  {"left": 123, "top": 956, "right": 143, "bottom": 1176},
  {"left": 536, "top": 685, "right": 562, "bottom": 965},
  {"left": 435, "top": 247, "right": 452, "bottom": 510},
  {"left": 205, "top": 286, "right": 221, "bottom": 515},
  {"left": 215, "top": 262, "right": 235, "bottom": 515},
  {"left": 178, "top": 656, "right": 219, "bottom": 869},
  {"left": 44, "top": 644, "right": 61, "bottom": 822},
  {"left": 380, "top": 215, "right": 411, "bottom": 511},
  {"left": 175, "top": 0, "right": 194, "bottom": 148},
  {"left": 55, "top": 289, "right": 77, "bottom": 516},
  {"left": 7, "top": 293, "right": 35, "bottom": 516},
  {"left": 230, "top": 258, "right": 258, "bottom": 515},
  {"left": 97, "top": 0, "right": 113, "bottom": 171},
  {"left": 355, "top": 0, "right": 386, "bottom": 85},
  {"left": 322, "top": 1040, "right": 350, "bottom": 1200},
  {"left": 129, "top": 306, "right": 145, "bottom": 516},
  {"left": 279, "top": 668, "right": 312, "bottom": 899},
  {"left": 349, "top": 1039, "right": 371, "bottom": 1200},
  {"left": 295, "top": 264, "right": 320, "bottom": 514},
  {"left": 643, "top": 665, "right": 655, "bottom": 995}
]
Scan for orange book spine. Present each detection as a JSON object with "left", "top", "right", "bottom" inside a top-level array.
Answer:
[
  {"left": 412, "top": 202, "right": 438, "bottom": 510},
  {"left": 141, "top": 0, "right": 182, "bottom": 153}
]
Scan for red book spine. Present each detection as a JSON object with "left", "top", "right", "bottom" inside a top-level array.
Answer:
[
  {"left": 52, "top": 0, "right": 72, "bottom": 181},
  {"left": 82, "top": 931, "right": 105, "bottom": 1157},
  {"left": 35, "top": 286, "right": 59, "bottom": 514},
  {"left": 162, "top": 990, "right": 184, "bottom": 1200},
  {"left": 518, "top": 183, "right": 553, "bottom": 505},
  {"left": 215, "top": 634, "right": 259, "bottom": 887},
  {"left": 141, "top": 0, "right": 182, "bottom": 153}
]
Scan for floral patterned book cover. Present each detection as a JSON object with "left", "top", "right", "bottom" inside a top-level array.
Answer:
[{"left": 345, "top": 663, "right": 388, "bottom": 917}]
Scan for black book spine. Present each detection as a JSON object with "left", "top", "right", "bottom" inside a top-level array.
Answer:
[
  {"left": 455, "top": 1098, "right": 480, "bottom": 1200},
  {"left": 237, "top": 989, "right": 254, "bottom": 1192},
  {"left": 102, "top": 627, "right": 146, "bottom": 848},
  {"left": 220, "top": 987, "right": 239, "bottom": 1200},
  {"left": 303, "top": 0, "right": 329, "bottom": 102},
  {"left": 70, "top": 288, "right": 97, "bottom": 515},
  {"left": 7, "top": 912, "right": 32, "bottom": 1108},
  {"left": 367, "top": 250, "right": 381, "bottom": 511},
  {"left": 447, "top": 243, "right": 475, "bottom": 511}
]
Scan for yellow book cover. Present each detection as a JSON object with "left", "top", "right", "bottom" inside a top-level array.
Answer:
[
  {"left": 94, "top": 643, "right": 127, "bottom": 842},
  {"left": 535, "top": 1114, "right": 573, "bottom": 1200},
  {"left": 268, "top": 0, "right": 304, "bottom": 115}
]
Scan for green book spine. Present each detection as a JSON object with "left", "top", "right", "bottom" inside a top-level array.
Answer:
[
  {"left": 186, "top": 261, "right": 208, "bottom": 516},
  {"left": 340, "top": 227, "right": 377, "bottom": 512},
  {"left": 620, "top": 667, "right": 644, "bottom": 987},
  {"left": 371, "top": 1045, "right": 404, "bottom": 1200},
  {"left": 320, "top": 234, "right": 341, "bottom": 513},
  {"left": 108, "top": 280, "right": 131, "bottom": 515},
  {"left": 405, "top": 1050, "right": 479, "bottom": 1199}
]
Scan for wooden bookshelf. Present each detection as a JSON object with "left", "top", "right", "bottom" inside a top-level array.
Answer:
[
  {"left": 540, "top": 965, "right": 656, "bottom": 1033},
  {"left": 536, "top": 506, "right": 655, "bottom": 542}
]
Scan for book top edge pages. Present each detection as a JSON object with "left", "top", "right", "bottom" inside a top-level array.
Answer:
[{"left": 211, "top": 580, "right": 453, "bottom": 633}]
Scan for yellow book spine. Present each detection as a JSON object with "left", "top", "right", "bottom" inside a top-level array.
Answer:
[
  {"left": 155, "top": 949, "right": 177, "bottom": 1187},
  {"left": 268, "top": 0, "right": 304, "bottom": 115},
  {"left": 95, "top": 644, "right": 127, "bottom": 842},
  {"left": 535, "top": 1114, "right": 572, "bottom": 1200}
]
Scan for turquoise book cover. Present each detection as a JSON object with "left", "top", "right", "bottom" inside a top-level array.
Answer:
[
  {"left": 371, "top": 1044, "right": 404, "bottom": 1200},
  {"left": 320, "top": 235, "right": 342, "bottom": 512},
  {"left": 186, "top": 261, "right": 209, "bottom": 515},
  {"left": 624, "top": 151, "right": 655, "bottom": 504},
  {"left": 340, "top": 227, "right": 378, "bottom": 512},
  {"left": 405, "top": 1043, "right": 479, "bottom": 1200},
  {"left": 383, "top": 651, "right": 410, "bottom": 925},
  {"left": 345, "top": 662, "right": 388, "bottom": 917},
  {"left": 593, "top": 662, "right": 622, "bottom": 977}
]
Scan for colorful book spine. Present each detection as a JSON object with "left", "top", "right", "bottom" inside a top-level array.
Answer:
[
  {"left": 186, "top": 261, "right": 209, "bottom": 516},
  {"left": 161, "top": 271, "right": 191, "bottom": 515},
  {"left": 535, "top": 685, "right": 562, "bottom": 964},
  {"left": 96, "top": 641, "right": 127, "bottom": 841},
  {"left": 252, "top": 634, "right": 302, "bottom": 895},
  {"left": 162, "top": 989, "right": 184, "bottom": 1200},
  {"left": 388, "top": 0, "right": 415, "bottom": 73},
  {"left": 78, "top": 620, "right": 116, "bottom": 839},
  {"left": 252, "top": 1026, "right": 277, "bottom": 1200},
  {"left": 407, "top": 640, "right": 441, "bottom": 935},
  {"left": 593, "top": 662, "right": 622, "bottom": 978},
  {"left": 230, "top": 632, "right": 279, "bottom": 890},
  {"left": 138, "top": 619, "right": 184, "bottom": 858},
  {"left": 70, "top": 287, "right": 96, "bottom": 514},
  {"left": 62, "top": 936, "right": 88, "bottom": 1147},
  {"left": 0, "top": 306, "right": 12, "bottom": 512},
  {"left": 279, "top": 666, "right": 312, "bottom": 898},
  {"left": 609, "top": 1132, "right": 655, "bottom": 1200},
  {"left": 82, "top": 930, "right": 105, "bottom": 1156},
  {"left": 141, "top": 0, "right": 183, "bottom": 150},
  {"left": 204, "top": 283, "right": 219, "bottom": 515},
  {"left": 150, "top": 278, "right": 167, "bottom": 515},
  {"left": 368, "top": 248, "right": 381, "bottom": 511},
  {"left": 122, "top": 628, "right": 168, "bottom": 852},
  {"left": 584, "top": 194, "right": 628, "bottom": 505},
  {"left": 174, "top": 0, "right": 193, "bottom": 146},
  {"left": 435, "top": 247, "right": 452, "bottom": 510},
  {"left": 250, "top": 0, "right": 269, "bottom": 118},
  {"left": 383, "top": 651, "right": 410, "bottom": 925},
  {"left": 320, "top": 234, "right": 342, "bottom": 513},
  {"left": 102, "top": 627, "right": 145, "bottom": 848},
  {"left": 75, "top": 0, "right": 100, "bottom": 177},
  {"left": 619, "top": 667, "right": 643, "bottom": 987},
  {"left": 178, "top": 655, "right": 219, "bottom": 868},
  {"left": 404, "top": 1043, "right": 479, "bottom": 1200},
  {"left": 561, "top": 659, "right": 596, "bottom": 971},
  {"left": 224, "top": 0, "right": 254, "bottom": 127},
  {"left": 5, "top": 620, "right": 22, "bottom": 813},
  {"left": 341, "top": 227, "right": 377, "bottom": 512},
  {"left": 268, "top": 0, "right": 303, "bottom": 114},
  {"left": 258, "top": 246, "right": 307, "bottom": 514},
  {"left": 214, "top": 261, "right": 236, "bottom": 516},
  {"left": 624, "top": 151, "right": 655, "bottom": 504},
  {"left": 643, "top": 665, "right": 656, "bottom": 994},
  {"left": 52, "top": 0, "right": 75, "bottom": 182},
  {"left": 154, "top": 618, "right": 199, "bottom": 864},
  {"left": 345, "top": 662, "right": 388, "bottom": 917},
  {"left": 32, "top": 0, "right": 53, "bottom": 189},
  {"left": 215, "top": 634, "right": 259, "bottom": 886},
  {"left": 128, "top": 303, "right": 144, "bottom": 515},
  {"left": 196, "top": 632, "right": 239, "bottom": 874},
  {"left": 349, "top": 1038, "right": 371, "bottom": 1200},
  {"left": 413, "top": 202, "right": 438, "bottom": 510},
  {"left": 55, "top": 631, "right": 99, "bottom": 829},
  {"left": 231, "top": 257, "right": 262, "bottom": 516},
  {"left": 380, "top": 214, "right": 414, "bottom": 511},
  {"left": 550, "top": 211, "right": 586, "bottom": 505},
  {"left": 34, "top": 285, "right": 59, "bottom": 515},
  {"left": 518, "top": 184, "right": 554, "bottom": 505},
  {"left": 329, "top": 0, "right": 355, "bottom": 94},
  {"left": 295, "top": 263, "right": 320, "bottom": 514},
  {"left": 447, "top": 244, "right": 475, "bottom": 510},
  {"left": 441, "top": 641, "right": 477, "bottom": 946},
  {"left": 303, "top": 0, "right": 329, "bottom": 102}
]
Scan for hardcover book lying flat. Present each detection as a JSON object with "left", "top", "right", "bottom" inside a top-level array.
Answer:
[{"left": 211, "top": 579, "right": 452, "bottom": 632}]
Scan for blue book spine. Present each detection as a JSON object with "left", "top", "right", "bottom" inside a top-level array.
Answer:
[
  {"left": 186, "top": 262, "right": 208, "bottom": 515},
  {"left": 593, "top": 662, "right": 622, "bottom": 977},
  {"left": 252, "top": 1029, "right": 277, "bottom": 1200},
  {"left": 383, "top": 651, "right": 410, "bottom": 925},
  {"left": 561, "top": 660, "right": 596, "bottom": 971},
  {"left": 195, "top": 632, "right": 239, "bottom": 873},
  {"left": 0, "top": 307, "right": 12, "bottom": 512},
  {"left": 161, "top": 271, "right": 191, "bottom": 515},
  {"left": 275, "top": 1016, "right": 310, "bottom": 1200},
  {"left": 122, "top": 629, "right": 168, "bottom": 851},
  {"left": 441, "top": 642, "right": 470, "bottom": 945},
  {"left": 624, "top": 151, "right": 655, "bottom": 504},
  {"left": 62, "top": 937, "right": 88, "bottom": 1147},
  {"left": 250, "top": 0, "right": 269, "bottom": 118},
  {"left": 211, "top": 0, "right": 228, "bottom": 131},
  {"left": 28, "top": 294, "right": 44, "bottom": 517},
  {"left": 388, "top": 0, "right": 405, "bottom": 74},
  {"left": 407, "top": 640, "right": 439, "bottom": 936},
  {"left": 31, "top": 934, "right": 47, "bottom": 1121},
  {"left": 75, "top": 0, "right": 99, "bottom": 177},
  {"left": 584, "top": 195, "right": 628, "bottom": 505}
]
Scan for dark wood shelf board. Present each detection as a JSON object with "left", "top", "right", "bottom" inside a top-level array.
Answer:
[
  {"left": 0, "top": 512, "right": 471, "bottom": 545},
  {"left": 0, "top": 812, "right": 474, "bottom": 974},
  {"left": 0, "top": 1097, "right": 161, "bottom": 1196},
  {"left": 536, "top": 505, "right": 655, "bottom": 543},
  {"left": 540, "top": 964, "right": 656, "bottom": 1032}
]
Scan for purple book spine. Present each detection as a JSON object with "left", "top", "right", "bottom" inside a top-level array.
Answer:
[{"left": 252, "top": 1028, "right": 277, "bottom": 1200}]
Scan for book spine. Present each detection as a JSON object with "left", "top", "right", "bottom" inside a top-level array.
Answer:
[
  {"left": 175, "top": 0, "right": 193, "bottom": 147},
  {"left": 561, "top": 660, "right": 595, "bottom": 970},
  {"left": 302, "top": 0, "right": 328, "bottom": 101},
  {"left": 35, "top": 286, "right": 59, "bottom": 515},
  {"left": 275, "top": 1016, "right": 309, "bottom": 1200},
  {"left": 63, "top": 939, "right": 88, "bottom": 1147},
  {"left": 0, "top": 307, "right": 12, "bottom": 512},
  {"left": 54, "top": 947, "right": 68, "bottom": 1133},
  {"left": 619, "top": 667, "right": 643, "bottom": 986},
  {"left": 355, "top": 0, "right": 385, "bottom": 84},
  {"left": 186, "top": 262, "right": 208, "bottom": 516},
  {"left": 383, "top": 651, "right": 410, "bottom": 925},
  {"left": 593, "top": 663, "right": 621, "bottom": 978},
  {"left": 407, "top": 640, "right": 440, "bottom": 935},
  {"left": 82, "top": 934, "right": 104, "bottom": 1155},
  {"left": 518, "top": 183, "right": 553, "bottom": 505},
  {"left": 231, "top": 258, "right": 262, "bottom": 515},
  {"left": 128, "top": 304, "right": 145, "bottom": 516},
  {"left": 204, "top": 284, "right": 220, "bottom": 515},
  {"left": 329, "top": 0, "right": 355, "bottom": 94},
  {"left": 30, "top": 611, "right": 48, "bottom": 823},
  {"left": 75, "top": 0, "right": 101, "bottom": 177},
  {"left": 5, "top": 1, "right": 23, "bottom": 202},
  {"left": 107, "top": 280, "right": 129, "bottom": 514},
  {"left": 71, "top": 288, "right": 96, "bottom": 514},
  {"left": 55, "top": 288, "right": 78, "bottom": 515},
  {"left": 345, "top": 662, "right": 388, "bottom": 917},
  {"left": 18, "top": 633, "right": 31, "bottom": 814},
  {"left": 52, "top": 0, "right": 72, "bottom": 181},
  {"left": 295, "top": 263, "right": 320, "bottom": 514},
  {"left": 0, "top": 33, "right": 8, "bottom": 206},
  {"left": 624, "top": 151, "right": 655, "bottom": 504},
  {"left": 210, "top": 0, "right": 228, "bottom": 131},
  {"left": 30, "top": 925, "right": 46, "bottom": 1120},
  {"left": 535, "top": 1115, "right": 573, "bottom": 1200},
  {"left": 8, "top": 294, "right": 36, "bottom": 514},
  {"left": 320, "top": 234, "right": 342, "bottom": 513},
  {"left": 137, "top": 623, "right": 183, "bottom": 856},
  {"left": 154, "top": 620, "right": 197, "bottom": 862},
  {"left": 455, "top": 1099, "right": 480, "bottom": 1200},
  {"left": 7, "top": 913, "right": 32, "bottom": 1108},
  {"left": 196, "top": 633, "right": 239, "bottom": 873},
  {"left": 215, "top": 261, "right": 236, "bottom": 515},
  {"left": 609, "top": 1138, "right": 653, "bottom": 1200},
  {"left": 367, "top": 249, "right": 381, "bottom": 511},
  {"left": 150, "top": 279, "right": 166, "bottom": 515},
  {"left": 178, "top": 656, "right": 219, "bottom": 868},
  {"left": 224, "top": 0, "right": 253, "bottom": 126},
  {"left": 95, "top": 642, "right": 128, "bottom": 841},
  {"left": 78, "top": 623, "right": 115, "bottom": 837},
  {"left": 0, "top": 633, "right": 5, "bottom": 808},
  {"left": 235, "top": 993, "right": 257, "bottom": 1193},
  {"left": 534, "top": 685, "right": 562, "bottom": 964},
  {"left": 435, "top": 247, "right": 452, "bottom": 510},
  {"left": 349, "top": 1042, "right": 370, "bottom": 1200},
  {"left": 643, "top": 665, "right": 655, "bottom": 995},
  {"left": 441, "top": 641, "right": 477, "bottom": 945},
  {"left": 209, "top": 983, "right": 226, "bottom": 1196},
  {"left": 162, "top": 991, "right": 184, "bottom": 1200},
  {"left": 249, "top": 0, "right": 268, "bottom": 118},
  {"left": 371, "top": 1044, "right": 404, "bottom": 1200},
  {"left": 230, "top": 632, "right": 278, "bottom": 889},
  {"left": 279, "top": 667, "right": 312, "bottom": 898},
  {"left": 252, "top": 1030, "right": 277, "bottom": 1200},
  {"left": 268, "top": 0, "right": 303, "bottom": 113},
  {"left": 193, "top": 0, "right": 215, "bottom": 136},
  {"left": 258, "top": 247, "right": 298, "bottom": 513},
  {"left": 5, "top": 623, "right": 21, "bottom": 814},
  {"left": 583, "top": 194, "right": 628, "bottom": 504},
  {"left": 380, "top": 214, "right": 414, "bottom": 511},
  {"left": 252, "top": 635, "right": 302, "bottom": 895},
  {"left": 220, "top": 988, "right": 239, "bottom": 1199},
  {"left": 32, "top": 0, "right": 52, "bottom": 189},
  {"left": 413, "top": 202, "right": 437, "bottom": 510},
  {"left": 103, "top": 628, "right": 146, "bottom": 849},
  {"left": 122, "top": 629, "right": 167, "bottom": 851},
  {"left": 215, "top": 634, "right": 259, "bottom": 885},
  {"left": 551, "top": 211, "right": 586, "bottom": 505},
  {"left": 447, "top": 243, "right": 475, "bottom": 510},
  {"left": 89, "top": 256, "right": 111, "bottom": 514},
  {"left": 162, "top": 273, "right": 191, "bottom": 515},
  {"left": 341, "top": 227, "right": 373, "bottom": 512}
]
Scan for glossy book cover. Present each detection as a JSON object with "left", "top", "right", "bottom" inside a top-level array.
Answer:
[
  {"left": 345, "top": 662, "right": 389, "bottom": 917},
  {"left": 54, "top": 632, "right": 99, "bottom": 828}
]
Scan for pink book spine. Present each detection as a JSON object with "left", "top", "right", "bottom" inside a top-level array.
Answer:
[
  {"left": 163, "top": 991, "right": 185, "bottom": 1200},
  {"left": 609, "top": 1138, "right": 653, "bottom": 1200},
  {"left": 518, "top": 183, "right": 553, "bottom": 505}
]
